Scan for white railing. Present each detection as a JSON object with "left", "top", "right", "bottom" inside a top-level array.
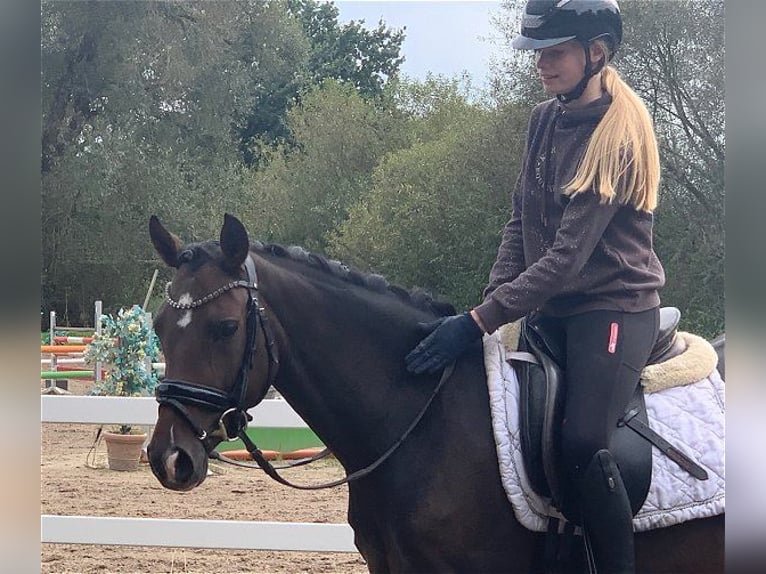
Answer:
[
  {"left": 40, "top": 395, "right": 309, "bottom": 428},
  {"left": 41, "top": 396, "right": 357, "bottom": 552}
]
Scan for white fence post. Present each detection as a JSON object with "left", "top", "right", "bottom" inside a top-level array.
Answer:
[
  {"left": 44, "top": 311, "right": 57, "bottom": 390},
  {"left": 94, "top": 300, "right": 102, "bottom": 385}
]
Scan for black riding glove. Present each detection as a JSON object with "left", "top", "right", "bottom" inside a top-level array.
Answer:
[{"left": 405, "top": 312, "right": 484, "bottom": 375}]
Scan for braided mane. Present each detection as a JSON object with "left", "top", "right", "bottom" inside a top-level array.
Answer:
[
  {"left": 180, "top": 240, "right": 455, "bottom": 317},
  {"left": 252, "top": 241, "right": 456, "bottom": 317}
]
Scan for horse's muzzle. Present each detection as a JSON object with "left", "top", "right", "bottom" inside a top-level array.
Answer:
[{"left": 147, "top": 441, "right": 209, "bottom": 491}]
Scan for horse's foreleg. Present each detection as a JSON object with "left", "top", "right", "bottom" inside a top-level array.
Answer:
[{"left": 348, "top": 489, "right": 390, "bottom": 574}]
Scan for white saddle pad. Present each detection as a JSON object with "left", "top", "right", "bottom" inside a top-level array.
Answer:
[{"left": 483, "top": 331, "right": 725, "bottom": 532}]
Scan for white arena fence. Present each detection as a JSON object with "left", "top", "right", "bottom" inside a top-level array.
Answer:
[{"left": 41, "top": 396, "right": 357, "bottom": 552}]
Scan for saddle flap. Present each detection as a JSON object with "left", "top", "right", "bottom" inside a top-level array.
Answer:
[
  {"left": 562, "top": 386, "right": 652, "bottom": 519},
  {"left": 615, "top": 391, "right": 654, "bottom": 515},
  {"left": 514, "top": 317, "right": 566, "bottom": 501},
  {"left": 512, "top": 318, "right": 652, "bottom": 523}
]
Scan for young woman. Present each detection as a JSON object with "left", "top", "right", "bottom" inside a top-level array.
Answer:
[{"left": 405, "top": 1, "right": 664, "bottom": 572}]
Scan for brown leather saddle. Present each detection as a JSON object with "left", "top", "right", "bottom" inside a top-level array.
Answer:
[{"left": 511, "top": 307, "right": 707, "bottom": 524}]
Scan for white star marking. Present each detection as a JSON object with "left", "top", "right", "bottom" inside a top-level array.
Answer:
[{"left": 177, "top": 293, "right": 193, "bottom": 328}]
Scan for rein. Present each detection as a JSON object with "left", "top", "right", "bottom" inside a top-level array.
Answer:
[
  {"left": 211, "top": 363, "right": 455, "bottom": 490},
  {"left": 157, "top": 252, "right": 455, "bottom": 490}
]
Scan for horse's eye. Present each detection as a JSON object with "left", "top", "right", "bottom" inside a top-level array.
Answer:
[{"left": 212, "top": 319, "right": 239, "bottom": 340}]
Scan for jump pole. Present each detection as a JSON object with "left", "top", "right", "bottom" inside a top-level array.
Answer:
[
  {"left": 53, "top": 336, "right": 93, "bottom": 344},
  {"left": 41, "top": 345, "right": 88, "bottom": 354},
  {"left": 41, "top": 371, "right": 94, "bottom": 380}
]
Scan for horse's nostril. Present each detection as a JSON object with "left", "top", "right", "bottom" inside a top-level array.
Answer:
[{"left": 171, "top": 447, "right": 195, "bottom": 485}]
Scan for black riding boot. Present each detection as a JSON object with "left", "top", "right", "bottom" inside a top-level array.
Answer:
[{"left": 578, "top": 449, "right": 635, "bottom": 574}]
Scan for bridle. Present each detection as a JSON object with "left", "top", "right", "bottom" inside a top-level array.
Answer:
[
  {"left": 155, "top": 252, "right": 455, "bottom": 490},
  {"left": 155, "top": 255, "right": 279, "bottom": 444}
]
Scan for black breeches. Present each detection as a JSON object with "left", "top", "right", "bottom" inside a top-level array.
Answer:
[{"left": 538, "top": 307, "right": 659, "bottom": 482}]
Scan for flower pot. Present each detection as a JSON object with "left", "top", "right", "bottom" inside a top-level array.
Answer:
[{"left": 103, "top": 432, "right": 147, "bottom": 471}]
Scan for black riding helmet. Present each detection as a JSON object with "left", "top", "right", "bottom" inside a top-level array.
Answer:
[{"left": 512, "top": 0, "right": 622, "bottom": 102}]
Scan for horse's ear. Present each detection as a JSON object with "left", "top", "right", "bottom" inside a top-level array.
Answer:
[
  {"left": 149, "top": 215, "right": 183, "bottom": 268},
  {"left": 220, "top": 213, "right": 249, "bottom": 272}
]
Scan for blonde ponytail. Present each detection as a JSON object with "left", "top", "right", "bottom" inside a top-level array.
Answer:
[{"left": 563, "top": 64, "right": 660, "bottom": 212}]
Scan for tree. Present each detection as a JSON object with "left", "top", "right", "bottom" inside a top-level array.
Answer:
[
  {"left": 236, "top": 0, "right": 405, "bottom": 166},
  {"left": 41, "top": 0, "right": 409, "bottom": 321},
  {"left": 329, "top": 78, "right": 528, "bottom": 310},
  {"left": 41, "top": 1, "right": 267, "bottom": 321},
  {"left": 287, "top": 0, "right": 405, "bottom": 97},
  {"left": 242, "top": 80, "right": 406, "bottom": 251},
  {"left": 619, "top": 0, "right": 724, "bottom": 336}
]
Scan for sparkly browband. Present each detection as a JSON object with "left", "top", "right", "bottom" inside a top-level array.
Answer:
[{"left": 164, "top": 279, "right": 254, "bottom": 310}]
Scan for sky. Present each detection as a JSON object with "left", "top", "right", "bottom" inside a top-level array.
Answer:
[{"left": 333, "top": 1, "right": 505, "bottom": 89}]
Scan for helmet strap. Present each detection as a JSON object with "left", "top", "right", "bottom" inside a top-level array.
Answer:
[{"left": 557, "top": 39, "right": 606, "bottom": 104}]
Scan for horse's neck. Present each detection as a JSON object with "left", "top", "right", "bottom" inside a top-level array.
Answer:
[
  {"left": 272, "top": 307, "right": 413, "bottom": 470},
  {"left": 258, "top": 256, "right": 430, "bottom": 470}
]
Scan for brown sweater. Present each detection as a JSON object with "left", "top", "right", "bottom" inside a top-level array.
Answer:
[{"left": 473, "top": 94, "right": 665, "bottom": 334}]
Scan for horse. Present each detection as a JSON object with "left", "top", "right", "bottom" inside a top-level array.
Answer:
[{"left": 146, "top": 214, "right": 724, "bottom": 573}]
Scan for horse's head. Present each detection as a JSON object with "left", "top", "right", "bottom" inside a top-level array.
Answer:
[{"left": 146, "top": 214, "right": 278, "bottom": 491}]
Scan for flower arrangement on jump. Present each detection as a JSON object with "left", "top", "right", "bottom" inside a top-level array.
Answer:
[{"left": 84, "top": 304, "right": 161, "bottom": 434}]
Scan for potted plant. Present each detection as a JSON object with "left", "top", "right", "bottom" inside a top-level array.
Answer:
[{"left": 84, "top": 304, "right": 161, "bottom": 470}]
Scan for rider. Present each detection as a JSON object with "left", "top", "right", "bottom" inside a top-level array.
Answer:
[{"left": 405, "top": 1, "right": 664, "bottom": 571}]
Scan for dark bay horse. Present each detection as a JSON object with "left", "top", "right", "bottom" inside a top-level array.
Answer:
[{"left": 147, "top": 214, "right": 724, "bottom": 573}]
